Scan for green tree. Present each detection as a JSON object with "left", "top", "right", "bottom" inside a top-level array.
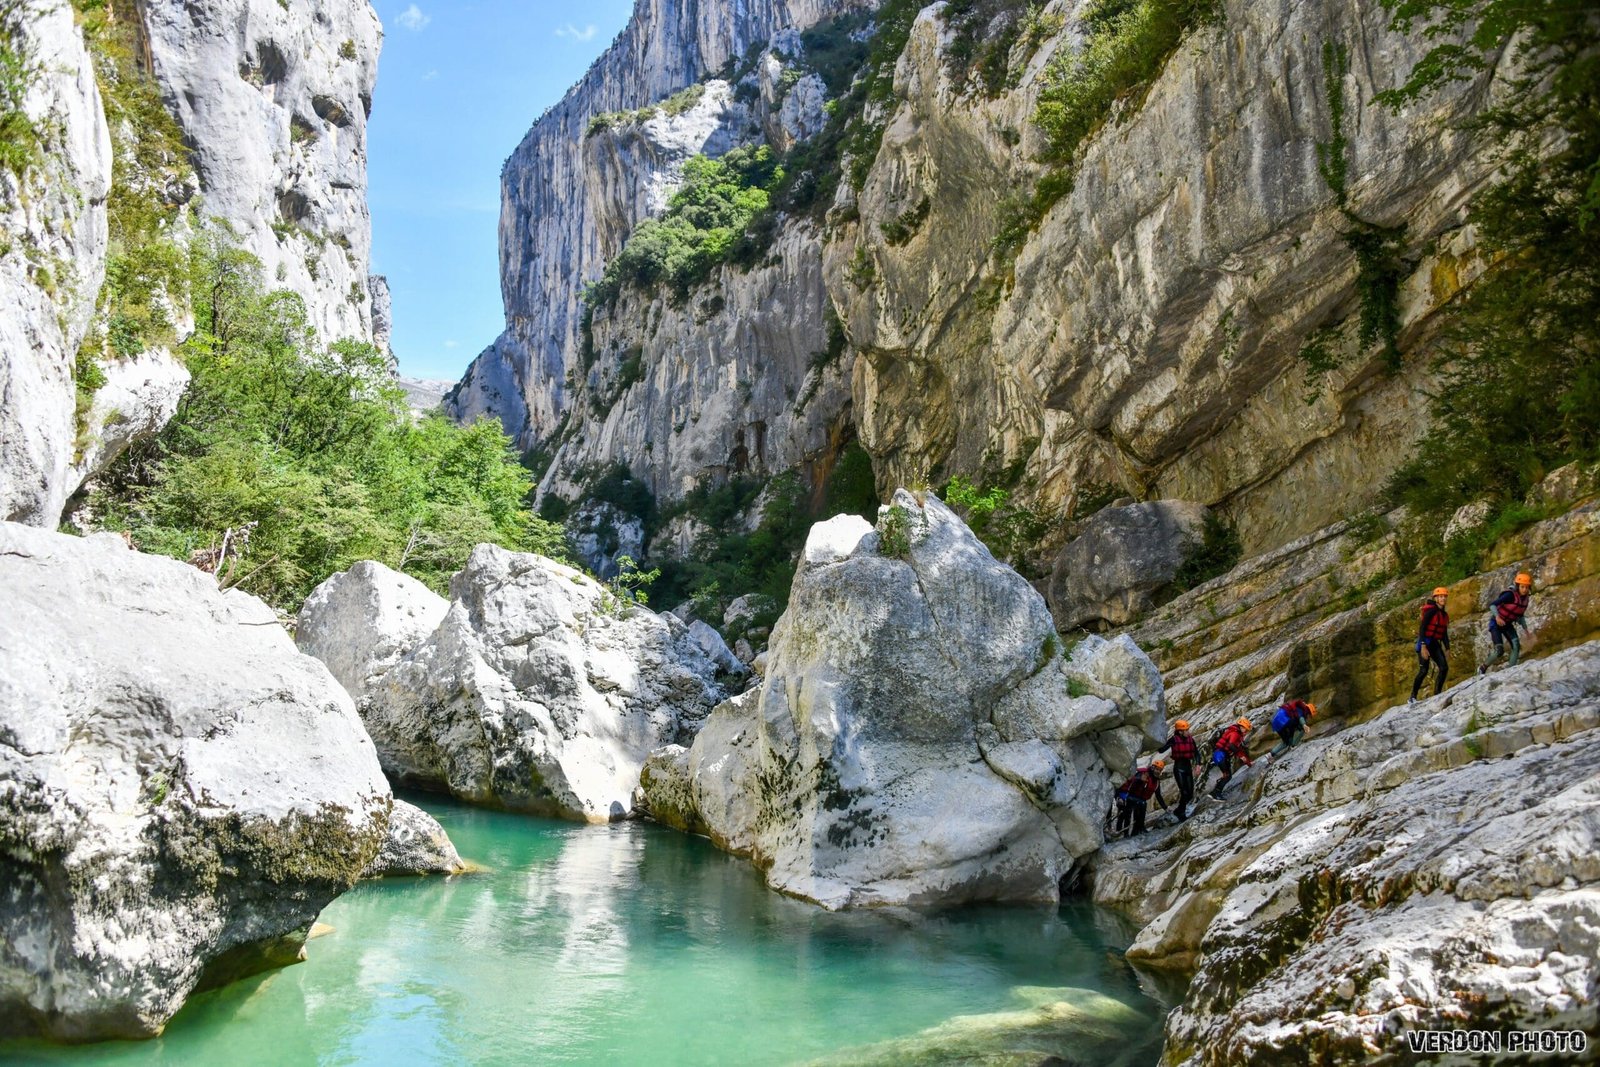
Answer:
[
  {"left": 1380, "top": 0, "right": 1600, "bottom": 524},
  {"left": 94, "top": 228, "right": 565, "bottom": 610}
]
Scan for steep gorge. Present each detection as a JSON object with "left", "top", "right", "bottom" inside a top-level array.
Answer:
[{"left": 461, "top": 0, "right": 1509, "bottom": 593}]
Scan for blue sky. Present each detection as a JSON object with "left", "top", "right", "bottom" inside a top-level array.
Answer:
[{"left": 367, "top": 1, "right": 635, "bottom": 381}]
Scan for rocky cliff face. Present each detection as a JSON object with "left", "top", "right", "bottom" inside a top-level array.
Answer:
[
  {"left": 448, "top": 0, "right": 868, "bottom": 448},
  {"left": 461, "top": 0, "right": 1510, "bottom": 594},
  {"left": 0, "top": 0, "right": 111, "bottom": 527},
  {"left": 0, "top": 0, "right": 381, "bottom": 531},
  {"left": 839, "top": 0, "right": 1502, "bottom": 558},
  {"left": 139, "top": 0, "right": 382, "bottom": 345}
]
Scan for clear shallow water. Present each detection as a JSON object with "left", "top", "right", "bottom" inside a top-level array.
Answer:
[{"left": 4, "top": 796, "right": 1168, "bottom": 1066}]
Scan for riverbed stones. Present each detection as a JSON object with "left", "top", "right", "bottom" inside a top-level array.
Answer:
[
  {"left": 1091, "top": 642, "right": 1600, "bottom": 1063},
  {"left": 641, "top": 491, "right": 1163, "bottom": 908},
  {"left": 362, "top": 799, "right": 467, "bottom": 878},
  {"left": 299, "top": 545, "right": 732, "bottom": 823},
  {"left": 0, "top": 522, "right": 390, "bottom": 1041}
]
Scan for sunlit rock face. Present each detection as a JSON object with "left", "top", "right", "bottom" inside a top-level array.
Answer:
[
  {"left": 299, "top": 549, "right": 737, "bottom": 823},
  {"left": 641, "top": 493, "right": 1166, "bottom": 908},
  {"left": 0, "top": 0, "right": 111, "bottom": 527},
  {"left": 1091, "top": 641, "right": 1600, "bottom": 1064},
  {"left": 139, "top": 0, "right": 383, "bottom": 345},
  {"left": 0, "top": 523, "right": 390, "bottom": 1041}
]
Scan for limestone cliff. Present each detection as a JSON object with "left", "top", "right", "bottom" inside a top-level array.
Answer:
[
  {"left": 139, "top": 0, "right": 383, "bottom": 344},
  {"left": 0, "top": 0, "right": 382, "bottom": 530},
  {"left": 447, "top": 0, "right": 869, "bottom": 447},
  {"left": 0, "top": 0, "right": 111, "bottom": 526},
  {"left": 462, "top": 0, "right": 1510, "bottom": 596}
]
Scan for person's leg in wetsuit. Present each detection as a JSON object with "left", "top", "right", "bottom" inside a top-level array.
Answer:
[
  {"left": 1173, "top": 762, "right": 1194, "bottom": 820},
  {"left": 1130, "top": 796, "right": 1148, "bottom": 834},
  {"left": 1412, "top": 638, "right": 1446, "bottom": 700}
]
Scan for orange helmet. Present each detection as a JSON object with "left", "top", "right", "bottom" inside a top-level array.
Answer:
[
  {"left": 1307, "top": 703, "right": 1318, "bottom": 717},
  {"left": 1237, "top": 717, "right": 1253, "bottom": 731},
  {"left": 1432, "top": 587, "right": 1450, "bottom": 598},
  {"left": 1515, "top": 572, "right": 1532, "bottom": 588},
  {"left": 1150, "top": 759, "right": 1166, "bottom": 771},
  {"left": 1173, "top": 719, "right": 1190, "bottom": 731}
]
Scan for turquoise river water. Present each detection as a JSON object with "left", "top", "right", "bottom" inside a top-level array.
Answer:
[{"left": 3, "top": 795, "right": 1169, "bottom": 1066}]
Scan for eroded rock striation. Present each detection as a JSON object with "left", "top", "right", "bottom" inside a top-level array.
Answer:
[
  {"left": 639, "top": 492, "right": 1164, "bottom": 907},
  {"left": 1092, "top": 642, "right": 1600, "bottom": 1064},
  {"left": 297, "top": 551, "right": 735, "bottom": 822},
  {"left": 0, "top": 522, "right": 390, "bottom": 1041}
]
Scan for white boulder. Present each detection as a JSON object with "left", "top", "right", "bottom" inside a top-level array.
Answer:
[
  {"left": 641, "top": 491, "right": 1163, "bottom": 908},
  {"left": 362, "top": 799, "right": 468, "bottom": 878},
  {"left": 298, "top": 545, "right": 732, "bottom": 823},
  {"left": 296, "top": 560, "right": 449, "bottom": 704},
  {"left": 0, "top": 522, "right": 390, "bottom": 1040}
]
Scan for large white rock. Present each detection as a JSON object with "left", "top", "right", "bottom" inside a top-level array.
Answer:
[
  {"left": 641, "top": 491, "right": 1163, "bottom": 908},
  {"left": 1091, "top": 642, "right": 1600, "bottom": 1062},
  {"left": 296, "top": 560, "right": 449, "bottom": 704},
  {"left": 66, "top": 347, "right": 191, "bottom": 496},
  {"left": 0, "top": 0, "right": 112, "bottom": 527},
  {"left": 0, "top": 522, "right": 390, "bottom": 1040},
  {"left": 299, "top": 545, "right": 733, "bottom": 822}
]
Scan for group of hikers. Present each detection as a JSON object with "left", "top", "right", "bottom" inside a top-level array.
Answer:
[{"left": 1111, "top": 571, "right": 1537, "bottom": 839}]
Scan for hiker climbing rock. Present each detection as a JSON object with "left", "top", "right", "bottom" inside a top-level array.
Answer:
[
  {"left": 1268, "top": 699, "right": 1316, "bottom": 758},
  {"left": 1481, "top": 572, "right": 1533, "bottom": 674},
  {"left": 1115, "top": 760, "right": 1169, "bottom": 836},
  {"left": 1157, "top": 720, "right": 1199, "bottom": 820},
  {"left": 1207, "top": 718, "right": 1253, "bottom": 799},
  {"left": 1410, "top": 587, "right": 1452, "bottom": 703}
]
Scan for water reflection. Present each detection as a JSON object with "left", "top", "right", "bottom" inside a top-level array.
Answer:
[{"left": 1, "top": 796, "right": 1166, "bottom": 1067}]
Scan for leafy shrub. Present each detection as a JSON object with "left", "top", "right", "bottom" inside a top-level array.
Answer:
[
  {"left": 878, "top": 503, "right": 916, "bottom": 559},
  {"left": 92, "top": 231, "right": 564, "bottom": 610},
  {"left": 588, "top": 145, "right": 784, "bottom": 304},
  {"left": 1378, "top": 0, "right": 1600, "bottom": 529},
  {"left": 1172, "top": 511, "right": 1242, "bottom": 591},
  {"left": 0, "top": 1, "right": 42, "bottom": 186}
]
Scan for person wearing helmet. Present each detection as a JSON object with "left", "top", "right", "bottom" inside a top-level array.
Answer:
[
  {"left": 1409, "top": 587, "right": 1452, "bottom": 703},
  {"left": 1269, "top": 699, "right": 1317, "bottom": 758},
  {"left": 1481, "top": 572, "right": 1534, "bottom": 674},
  {"left": 1115, "top": 760, "right": 1169, "bottom": 836},
  {"left": 1208, "top": 717, "right": 1254, "bottom": 799},
  {"left": 1157, "top": 720, "right": 1199, "bottom": 821}
]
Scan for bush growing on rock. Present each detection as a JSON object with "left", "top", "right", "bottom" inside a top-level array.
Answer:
[{"left": 91, "top": 231, "right": 563, "bottom": 610}]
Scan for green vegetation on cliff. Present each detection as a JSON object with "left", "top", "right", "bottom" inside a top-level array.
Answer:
[
  {"left": 1380, "top": 0, "right": 1600, "bottom": 568},
  {"left": 94, "top": 230, "right": 563, "bottom": 610},
  {"left": 996, "top": 0, "right": 1218, "bottom": 254},
  {"left": 586, "top": 146, "right": 783, "bottom": 306},
  {"left": 0, "top": 1, "right": 41, "bottom": 186}
]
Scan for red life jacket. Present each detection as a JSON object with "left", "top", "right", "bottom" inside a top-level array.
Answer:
[
  {"left": 1169, "top": 732, "right": 1198, "bottom": 761},
  {"left": 1285, "top": 700, "right": 1312, "bottom": 721},
  {"left": 1419, "top": 603, "right": 1450, "bottom": 640},
  {"left": 1216, "top": 725, "right": 1246, "bottom": 754},
  {"left": 1124, "top": 768, "right": 1159, "bottom": 800},
  {"left": 1495, "top": 589, "right": 1529, "bottom": 627}
]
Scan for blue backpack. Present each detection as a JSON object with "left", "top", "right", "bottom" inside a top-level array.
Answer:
[{"left": 1271, "top": 706, "right": 1293, "bottom": 732}]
